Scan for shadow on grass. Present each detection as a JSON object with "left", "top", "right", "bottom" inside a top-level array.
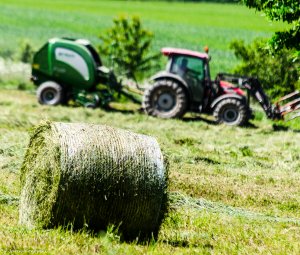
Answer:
[
  {"left": 183, "top": 115, "right": 258, "bottom": 129},
  {"left": 103, "top": 107, "right": 136, "bottom": 115},
  {"left": 243, "top": 121, "right": 258, "bottom": 129},
  {"left": 161, "top": 239, "right": 190, "bottom": 248},
  {"left": 272, "top": 123, "right": 300, "bottom": 133},
  {"left": 160, "top": 239, "right": 213, "bottom": 249},
  {"left": 182, "top": 116, "right": 217, "bottom": 125},
  {"left": 272, "top": 124, "right": 289, "bottom": 132},
  {"left": 102, "top": 105, "right": 143, "bottom": 115},
  {"left": 99, "top": 106, "right": 300, "bottom": 133}
]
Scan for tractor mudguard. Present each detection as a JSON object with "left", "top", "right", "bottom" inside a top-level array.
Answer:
[
  {"left": 211, "top": 94, "right": 246, "bottom": 109},
  {"left": 150, "top": 71, "right": 188, "bottom": 88},
  {"left": 150, "top": 71, "right": 192, "bottom": 99}
]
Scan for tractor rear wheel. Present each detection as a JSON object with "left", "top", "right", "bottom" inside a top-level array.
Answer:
[
  {"left": 143, "top": 79, "right": 187, "bottom": 118},
  {"left": 213, "top": 98, "right": 249, "bottom": 126},
  {"left": 37, "top": 81, "right": 64, "bottom": 106}
]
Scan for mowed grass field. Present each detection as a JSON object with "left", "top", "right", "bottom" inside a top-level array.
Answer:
[
  {"left": 1, "top": 89, "right": 300, "bottom": 254},
  {"left": 1, "top": 0, "right": 300, "bottom": 254},
  {"left": 0, "top": 0, "right": 287, "bottom": 75}
]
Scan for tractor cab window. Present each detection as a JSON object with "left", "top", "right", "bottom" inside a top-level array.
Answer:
[
  {"left": 170, "top": 55, "right": 205, "bottom": 102},
  {"left": 170, "top": 55, "right": 205, "bottom": 81}
]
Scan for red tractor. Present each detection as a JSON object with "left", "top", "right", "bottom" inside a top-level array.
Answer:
[{"left": 142, "top": 47, "right": 300, "bottom": 126}]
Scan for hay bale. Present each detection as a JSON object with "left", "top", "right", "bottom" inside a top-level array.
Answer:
[{"left": 19, "top": 122, "right": 168, "bottom": 239}]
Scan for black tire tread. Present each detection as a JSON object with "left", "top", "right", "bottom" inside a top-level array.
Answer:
[
  {"left": 36, "top": 81, "right": 64, "bottom": 106},
  {"left": 213, "top": 98, "right": 249, "bottom": 126},
  {"left": 142, "top": 79, "right": 187, "bottom": 118}
]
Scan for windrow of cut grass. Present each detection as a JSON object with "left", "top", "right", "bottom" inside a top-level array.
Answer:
[
  {"left": 0, "top": 0, "right": 287, "bottom": 76},
  {"left": 0, "top": 89, "right": 300, "bottom": 253}
]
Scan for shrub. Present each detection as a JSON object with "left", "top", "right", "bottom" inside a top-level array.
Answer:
[
  {"left": 17, "top": 40, "right": 35, "bottom": 63},
  {"left": 230, "top": 39, "right": 300, "bottom": 98},
  {"left": 98, "top": 16, "right": 160, "bottom": 81}
]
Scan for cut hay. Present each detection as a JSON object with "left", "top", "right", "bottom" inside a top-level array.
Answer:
[
  {"left": 0, "top": 193, "right": 19, "bottom": 205},
  {"left": 170, "top": 192, "right": 300, "bottom": 224},
  {"left": 19, "top": 121, "right": 168, "bottom": 239}
]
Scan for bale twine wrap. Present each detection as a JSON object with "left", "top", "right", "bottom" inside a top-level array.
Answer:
[{"left": 20, "top": 122, "right": 168, "bottom": 238}]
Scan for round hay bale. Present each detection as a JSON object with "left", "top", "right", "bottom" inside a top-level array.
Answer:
[{"left": 19, "top": 121, "right": 168, "bottom": 239}]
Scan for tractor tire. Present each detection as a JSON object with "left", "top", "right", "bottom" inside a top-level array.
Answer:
[
  {"left": 143, "top": 79, "right": 187, "bottom": 118},
  {"left": 37, "top": 81, "right": 64, "bottom": 106},
  {"left": 213, "top": 98, "right": 249, "bottom": 126},
  {"left": 84, "top": 103, "right": 97, "bottom": 109}
]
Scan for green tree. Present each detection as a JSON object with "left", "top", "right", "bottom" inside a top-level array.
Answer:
[
  {"left": 18, "top": 40, "right": 35, "bottom": 63},
  {"left": 99, "top": 16, "right": 160, "bottom": 81},
  {"left": 230, "top": 39, "right": 300, "bottom": 98},
  {"left": 242, "top": 0, "right": 300, "bottom": 53}
]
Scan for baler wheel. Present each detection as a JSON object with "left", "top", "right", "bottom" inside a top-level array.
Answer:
[
  {"left": 142, "top": 79, "right": 187, "bottom": 118},
  {"left": 37, "top": 81, "right": 64, "bottom": 106},
  {"left": 213, "top": 98, "right": 249, "bottom": 126}
]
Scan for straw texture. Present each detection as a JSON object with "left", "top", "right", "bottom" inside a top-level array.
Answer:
[{"left": 19, "top": 122, "right": 168, "bottom": 239}]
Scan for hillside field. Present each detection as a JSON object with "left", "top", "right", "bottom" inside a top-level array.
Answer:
[
  {"left": 0, "top": 0, "right": 287, "bottom": 76},
  {"left": 1, "top": 89, "right": 300, "bottom": 254},
  {"left": 1, "top": 0, "right": 300, "bottom": 254}
]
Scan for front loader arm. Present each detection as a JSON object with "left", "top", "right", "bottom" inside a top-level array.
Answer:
[
  {"left": 216, "top": 73, "right": 300, "bottom": 121},
  {"left": 240, "top": 77, "right": 280, "bottom": 119},
  {"left": 241, "top": 77, "right": 300, "bottom": 121}
]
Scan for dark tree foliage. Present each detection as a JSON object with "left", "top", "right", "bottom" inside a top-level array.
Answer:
[
  {"left": 19, "top": 41, "right": 35, "bottom": 63},
  {"left": 99, "top": 16, "right": 160, "bottom": 81},
  {"left": 230, "top": 39, "right": 300, "bottom": 98},
  {"left": 242, "top": 0, "right": 300, "bottom": 52}
]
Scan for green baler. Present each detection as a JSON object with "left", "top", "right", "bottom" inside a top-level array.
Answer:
[{"left": 32, "top": 38, "right": 121, "bottom": 107}]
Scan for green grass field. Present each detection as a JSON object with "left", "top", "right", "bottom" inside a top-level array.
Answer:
[
  {"left": 1, "top": 89, "right": 300, "bottom": 254},
  {"left": 0, "top": 0, "right": 287, "bottom": 75},
  {"left": 1, "top": 1, "right": 299, "bottom": 254}
]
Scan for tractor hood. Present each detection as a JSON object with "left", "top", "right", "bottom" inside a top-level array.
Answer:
[{"left": 220, "top": 80, "right": 245, "bottom": 96}]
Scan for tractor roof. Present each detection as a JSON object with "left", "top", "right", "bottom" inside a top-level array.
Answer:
[{"left": 161, "top": 47, "right": 209, "bottom": 60}]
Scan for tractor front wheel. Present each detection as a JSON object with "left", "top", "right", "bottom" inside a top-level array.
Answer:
[
  {"left": 213, "top": 98, "right": 249, "bottom": 126},
  {"left": 142, "top": 79, "right": 187, "bottom": 118},
  {"left": 37, "top": 81, "right": 64, "bottom": 106}
]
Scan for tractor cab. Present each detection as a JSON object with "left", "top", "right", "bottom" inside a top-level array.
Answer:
[{"left": 162, "top": 48, "right": 211, "bottom": 104}]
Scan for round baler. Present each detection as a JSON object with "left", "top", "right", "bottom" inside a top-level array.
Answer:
[{"left": 32, "top": 38, "right": 120, "bottom": 107}]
